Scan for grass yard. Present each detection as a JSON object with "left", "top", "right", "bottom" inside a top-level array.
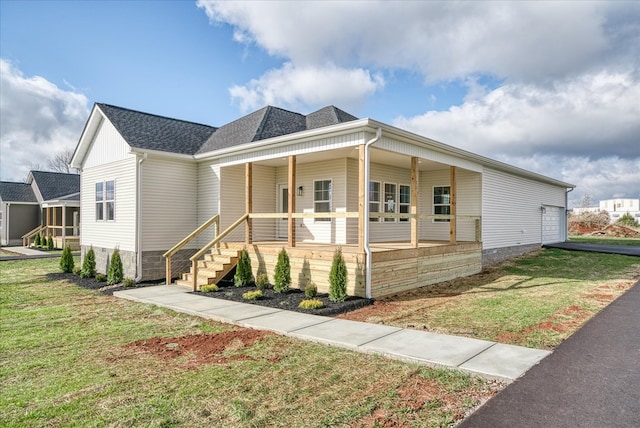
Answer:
[
  {"left": 340, "top": 248, "right": 640, "bottom": 350},
  {"left": 568, "top": 235, "right": 640, "bottom": 246},
  {"left": 1, "top": 257, "right": 498, "bottom": 428}
]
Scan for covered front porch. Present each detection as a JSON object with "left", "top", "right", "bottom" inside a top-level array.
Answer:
[
  {"left": 167, "top": 136, "right": 483, "bottom": 298},
  {"left": 22, "top": 201, "right": 80, "bottom": 250}
]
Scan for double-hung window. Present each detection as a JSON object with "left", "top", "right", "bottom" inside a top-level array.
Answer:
[
  {"left": 433, "top": 185, "right": 450, "bottom": 222},
  {"left": 399, "top": 184, "right": 410, "bottom": 222},
  {"left": 384, "top": 183, "right": 397, "bottom": 222},
  {"left": 96, "top": 180, "right": 115, "bottom": 221},
  {"left": 369, "top": 181, "right": 381, "bottom": 222},
  {"left": 314, "top": 179, "right": 331, "bottom": 222}
]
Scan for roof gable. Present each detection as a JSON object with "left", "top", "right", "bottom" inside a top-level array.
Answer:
[
  {"left": 29, "top": 171, "right": 80, "bottom": 201},
  {"left": 306, "top": 106, "right": 358, "bottom": 130},
  {"left": 0, "top": 182, "right": 37, "bottom": 203},
  {"left": 97, "top": 104, "right": 217, "bottom": 155}
]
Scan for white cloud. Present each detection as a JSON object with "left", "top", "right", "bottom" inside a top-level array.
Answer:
[
  {"left": 229, "top": 62, "right": 384, "bottom": 112},
  {"left": 0, "top": 59, "right": 89, "bottom": 182},
  {"left": 197, "top": 1, "right": 632, "bottom": 82}
]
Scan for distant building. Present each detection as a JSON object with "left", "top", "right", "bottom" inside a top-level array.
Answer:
[{"left": 600, "top": 198, "right": 640, "bottom": 223}]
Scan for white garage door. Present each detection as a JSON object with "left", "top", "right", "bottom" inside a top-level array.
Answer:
[{"left": 542, "top": 206, "right": 563, "bottom": 244}]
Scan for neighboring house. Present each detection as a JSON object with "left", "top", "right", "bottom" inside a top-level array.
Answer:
[
  {"left": 0, "top": 182, "right": 39, "bottom": 246},
  {"left": 600, "top": 198, "right": 640, "bottom": 223},
  {"left": 71, "top": 103, "right": 575, "bottom": 298},
  {"left": 0, "top": 171, "right": 80, "bottom": 247}
]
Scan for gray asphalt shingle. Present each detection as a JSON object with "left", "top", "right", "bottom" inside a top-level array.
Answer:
[
  {"left": 29, "top": 171, "right": 80, "bottom": 201},
  {"left": 0, "top": 182, "right": 37, "bottom": 203}
]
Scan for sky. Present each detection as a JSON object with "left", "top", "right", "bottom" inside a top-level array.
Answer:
[{"left": 1, "top": 0, "right": 638, "bottom": 207}]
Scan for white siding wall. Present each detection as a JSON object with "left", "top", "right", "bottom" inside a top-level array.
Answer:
[
  {"left": 220, "top": 165, "right": 246, "bottom": 241},
  {"left": 252, "top": 164, "right": 277, "bottom": 241},
  {"left": 482, "top": 167, "right": 566, "bottom": 249},
  {"left": 80, "top": 157, "right": 137, "bottom": 251},
  {"left": 83, "top": 119, "right": 132, "bottom": 169},
  {"left": 368, "top": 162, "right": 412, "bottom": 242},
  {"left": 196, "top": 162, "right": 221, "bottom": 246},
  {"left": 140, "top": 158, "right": 198, "bottom": 251},
  {"left": 345, "top": 158, "right": 359, "bottom": 244},
  {"left": 419, "top": 168, "right": 482, "bottom": 241}
]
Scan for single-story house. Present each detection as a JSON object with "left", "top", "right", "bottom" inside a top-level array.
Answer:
[
  {"left": 0, "top": 171, "right": 80, "bottom": 248},
  {"left": 71, "top": 103, "right": 575, "bottom": 298}
]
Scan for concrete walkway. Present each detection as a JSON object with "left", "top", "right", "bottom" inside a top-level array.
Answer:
[
  {"left": 114, "top": 285, "right": 550, "bottom": 382},
  {"left": 0, "top": 246, "right": 62, "bottom": 260}
]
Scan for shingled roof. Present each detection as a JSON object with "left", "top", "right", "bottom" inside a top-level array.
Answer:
[
  {"left": 97, "top": 104, "right": 218, "bottom": 155},
  {"left": 0, "top": 182, "right": 37, "bottom": 203},
  {"left": 196, "top": 105, "right": 358, "bottom": 154},
  {"left": 29, "top": 171, "right": 80, "bottom": 201}
]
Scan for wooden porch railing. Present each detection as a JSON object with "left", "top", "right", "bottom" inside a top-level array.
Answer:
[
  {"left": 22, "top": 225, "right": 46, "bottom": 247},
  {"left": 163, "top": 214, "right": 219, "bottom": 286},
  {"left": 188, "top": 214, "right": 249, "bottom": 291}
]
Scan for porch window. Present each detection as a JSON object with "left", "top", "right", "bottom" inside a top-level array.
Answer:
[
  {"left": 369, "top": 181, "right": 381, "bottom": 222},
  {"left": 96, "top": 180, "right": 115, "bottom": 221},
  {"left": 314, "top": 179, "right": 331, "bottom": 222},
  {"left": 433, "top": 185, "right": 450, "bottom": 222},
  {"left": 399, "top": 184, "right": 410, "bottom": 222},
  {"left": 384, "top": 183, "right": 396, "bottom": 222}
]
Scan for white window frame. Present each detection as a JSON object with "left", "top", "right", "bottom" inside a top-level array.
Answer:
[
  {"left": 383, "top": 182, "right": 397, "bottom": 222},
  {"left": 433, "top": 185, "right": 451, "bottom": 222},
  {"left": 313, "top": 179, "right": 332, "bottom": 222},
  {"left": 369, "top": 181, "right": 381, "bottom": 222},
  {"left": 96, "top": 179, "right": 115, "bottom": 222},
  {"left": 399, "top": 184, "right": 411, "bottom": 222}
]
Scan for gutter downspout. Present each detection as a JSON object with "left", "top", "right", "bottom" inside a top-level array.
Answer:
[
  {"left": 135, "top": 153, "right": 148, "bottom": 282},
  {"left": 364, "top": 128, "right": 382, "bottom": 299}
]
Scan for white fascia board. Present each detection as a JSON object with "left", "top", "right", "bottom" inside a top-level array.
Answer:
[
  {"left": 128, "top": 147, "right": 194, "bottom": 162},
  {"left": 71, "top": 104, "right": 105, "bottom": 169}
]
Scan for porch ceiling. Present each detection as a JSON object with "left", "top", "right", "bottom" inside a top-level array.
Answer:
[{"left": 254, "top": 147, "right": 450, "bottom": 171}]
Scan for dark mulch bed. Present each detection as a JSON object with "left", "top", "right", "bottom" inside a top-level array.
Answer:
[
  {"left": 192, "top": 279, "right": 373, "bottom": 316},
  {"left": 47, "top": 272, "right": 163, "bottom": 296}
]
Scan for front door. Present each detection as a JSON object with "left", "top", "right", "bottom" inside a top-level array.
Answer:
[{"left": 277, "top": 184, "right": 288, "bottom": 239}]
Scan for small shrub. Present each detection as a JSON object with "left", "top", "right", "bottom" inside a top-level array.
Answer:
[
  {"left": 95, "top": 273, "right": 107, "bottom": 282},
  {"left": 107, "top": 249, "right": 123, "bottom": 285},
  {"left": 73, "top": 267, "right": 81, "bottom": 276},
  {"left": 234, "top": 249, "right": 254, "bottom": 287},
  {"left": 47, "top": 236, "right": 54, "bottom": 250},
  {"left": 39, "top": 233, "right": 46, "bottom": 248},
  {"left": 304, "top": 282, "right": 318, "bottom": 298},
  {"left": 59, "top": 245, "right": 75, "bottom": 273},
  {"left": 34, "top": 233, "right": 41, "bottom": 247},
  {"left": 80, "top": 246, "right": 96, "bottom": 278},
  {"left": 617, "top": 212, "right": 639, "bottom": 228},
  {"left": 298, "top": 299, "right": 325, "bottom": 310},
  {"left": 255, "top": 273, "right": 270, "bottom": 290},
  {"left": 329, "top": 248, "right": 347, "bottom": 302},
  {"left": 242, "top": 290, "right": 263, "bottom": 300},
  {"left": 201, "top": 284, "right": 219, "bottom": 293},
  {"left": 274, "top": 248, "right": 291, "bottom": 293},
  {"left": 122, "top": 278, "right": 136, "bottom": 287}
]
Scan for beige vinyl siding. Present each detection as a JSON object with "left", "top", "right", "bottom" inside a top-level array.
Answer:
[
  {"left": 80, "top": 157, "right": 137, "bottom": 251},
  {"left": 196, "top": 162, "right": 221, "bottom": 246},
  {"left": 83, "top": 119, "right": 133, "bottom": 169},
  {"left": 482, "top": 167, "right": 566, "bottom": 249},
  {"left": 140, "top": 157, "right": 198, "bottom": 251},
  {"left": 368, "top": 161, "right": 412, "bottom": 242},
  {"left": 220, "top": 164, "right": 246, "bottom": 242},
  {"left": 420, "top": 167, "right": 481, "bottom": 242}
]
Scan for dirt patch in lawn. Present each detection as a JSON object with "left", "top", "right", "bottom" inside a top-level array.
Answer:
[{"left": 122, "top": 329, "right": 276, "bottom": 369}]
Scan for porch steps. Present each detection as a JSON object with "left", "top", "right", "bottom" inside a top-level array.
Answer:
[{"left": 175, "top": 248, "right": 240, "bottom": 289}]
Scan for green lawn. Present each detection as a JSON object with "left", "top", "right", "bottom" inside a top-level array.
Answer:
[
  {"left": 342, "top": 248, "right": 640, "bottom": 349},
  {"left": 568, "top": 235, "right": 640, "bottom": 246},
  {"left": 1, "top": 258, "right": 496, "bottom": 427}
]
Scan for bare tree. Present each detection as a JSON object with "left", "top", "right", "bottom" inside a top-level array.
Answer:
[
  {"left": 580, "top": 194, "right": 594, "bottom": 208},
  {"left": 47, "top": 148, "right": 78, "bottom": 174}
]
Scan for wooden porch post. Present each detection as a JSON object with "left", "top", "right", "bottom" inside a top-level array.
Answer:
[
  {"left": 411, "top": 157, "right": 419, "bottom": 248},
  {"left": 46, "top": 207, "right": 51, "bottom": 237},
  {"left": 53, "top": 208, "right": 57, "bottom": 238},
  {"left": 62, "top": 205, "right": 67, "bottom": 248},
  {"left": 358, "top": 145, "right": 365, "bottom": 253},
  {"left": 288, "top": 155, "right": 296, "bottom": 247},
  {"left": 450, "top": 166, "right": 457, "bottom": 244},
  {"left": 245, "top": 162, "right": 252, "bottom": 244}
]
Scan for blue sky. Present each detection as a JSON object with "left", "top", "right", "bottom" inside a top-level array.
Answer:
[{"left": 1, "top": 1, "right": 639, "bottom": 206}]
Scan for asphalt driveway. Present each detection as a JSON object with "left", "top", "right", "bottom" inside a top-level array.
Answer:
[{"left": 543, "top": 242, "right": 640, "bottom": 257}]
